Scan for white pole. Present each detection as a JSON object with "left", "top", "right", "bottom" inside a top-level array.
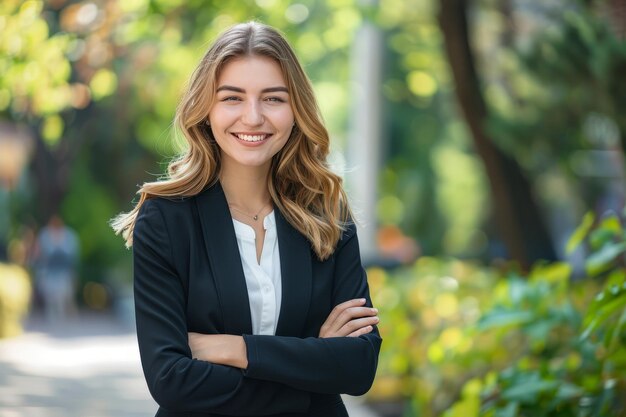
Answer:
[{"left": 346, "top": 20, "right": 383, "bottom": 263}]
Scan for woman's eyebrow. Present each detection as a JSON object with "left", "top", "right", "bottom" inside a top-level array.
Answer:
[{"left": 216, "top": 85, "right": 289, "bottom": 93}]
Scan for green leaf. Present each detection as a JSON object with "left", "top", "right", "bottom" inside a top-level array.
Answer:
[
  {"left": 556, "top": 383, "right": 583, "bottom": 400},
  {"left": 598, "top": 213, "right": 623, "bottom": 234},
  {"left": 495, "top": 402, "right": 518, "bottom": 417},
  {"left": 502, "top": 380, "right": 558, "bottom": 402},
  {"left": 606, "top": 344, "right": 626, "bottom": 364},
  {"left": 583, "top": 284, "right": 626, "bottom": 326},
  {"left": 580, "top": 317, "right": 598, "bottom": 341},
  {"left": 525, "top": 320, "right": 555, "bottom": 342},
  {"left": 443, "top": 396, "right": 480, "bottom": 417},
  {"left": 582, "top": 293, "right": 626, "bottom": 340},
  {"left": 478, "top": 310, "right": 534, "bottom": 330},
  {"left": 603, "top": 318, "right": 616, "bottom": 348},
  {"left": 585, "top": 242, "right": 626, "bottom": 277},
  {"left": 589, "top": 213, "right": 623, "bottom": 250},
  {"left": 589, "top": 228, "right": 619, "bottom": 251},
  {"left": 586, "top": 283, "right": 626, "bottom": 318},
  {"left": 41, "top": 115, "right": 64, "bottom": 146},
  {"left": 605, "top": 269, "right": 626, "bottom": 287},
  {"left": 566, "top": 212, "right": 595, "bottom": 254},
  {"left": 529, "top": 262, "right": 571, "bottom": 285}
]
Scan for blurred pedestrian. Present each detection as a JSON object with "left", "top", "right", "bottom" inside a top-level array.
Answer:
[{"left": 35, "top": 214, "right": 79, "bottom": 322}]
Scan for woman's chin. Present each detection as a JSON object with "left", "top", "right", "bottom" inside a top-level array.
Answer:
[{"left": 225, "top": 156, "right": 272, "bottom": 170}]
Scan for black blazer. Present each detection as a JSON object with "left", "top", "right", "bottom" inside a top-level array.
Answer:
[{"left": 132, "top": 182, "right": 382, "bottom": 417}]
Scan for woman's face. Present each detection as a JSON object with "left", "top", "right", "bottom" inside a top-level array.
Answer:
[{"left": 209, "top": 55, "right": 295, "bottom": 172}]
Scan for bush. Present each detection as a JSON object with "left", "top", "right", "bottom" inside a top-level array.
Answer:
[
  {"left": 367, "top": 257, "right": 503, "bottom": 414},
  {"left": 0, "top": 262, "right": 32, "bottom": 338},
  {"left": 456, "top": 210, "right": 626, "bottom": 417},
  {"left": 368, "top": 209, "right": 626, "bottom": 417}
]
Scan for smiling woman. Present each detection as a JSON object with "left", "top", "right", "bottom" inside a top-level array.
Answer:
[
  {"left": 111, "top": 21, "right": 381, "bottom": 417},
  {"left": 210, "top": 56, "right": 295, "bottom": 169}
]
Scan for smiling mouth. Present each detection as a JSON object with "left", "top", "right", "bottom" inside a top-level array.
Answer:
[{"left": 232, "top": 133, "right": 271, "bottom": 143}]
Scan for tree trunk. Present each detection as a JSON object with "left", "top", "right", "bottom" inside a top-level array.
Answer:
[
  {"left": 438, "top": 0, "right": 556, "bottom": 269},
  {"left": 606, "top": 0, "right": 626, "bottom": 39}
]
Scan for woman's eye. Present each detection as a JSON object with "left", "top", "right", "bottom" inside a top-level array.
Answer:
[
  {"left": 221, "top": 96, "right": 241, "bottom": 102},
  {"left": 265, "top": 97, "right": 286, "bottom": 103}
]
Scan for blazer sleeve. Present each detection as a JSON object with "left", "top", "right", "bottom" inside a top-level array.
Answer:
[
  {"left": 133, "top": 199, "right": 310, "bottom": 414},
  {"left": 242, "top": 224, "right": 382, "bottom": 396}
]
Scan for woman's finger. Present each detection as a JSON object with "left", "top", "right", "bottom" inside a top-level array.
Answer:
[
  {"left": 320, "top": 299, "right": 366, "bottom": 335},
  {"left": 337, "top": 315, "right": 379, "bottom": 336},
  {"left": 342, "top": 315, "right": 379, "bottom": 332},
  {"left": 347, "top": 325, "right": 373, "bottom": 338},
  {"left": 319, "top": 299, "right": 379, "bottom": 338},
  {"left": 321, "top": 312, "right": 379, "bottom": 337},
  {"left": 333, "top": 306, "right": 378, "bottom": 331},
  {"left": 324, "top": 298, "right": 366, "bottom": 329}
]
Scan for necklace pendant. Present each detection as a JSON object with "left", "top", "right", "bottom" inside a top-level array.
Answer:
[{"left": 253, "top": 215, "right": 258, "bottom": 221}]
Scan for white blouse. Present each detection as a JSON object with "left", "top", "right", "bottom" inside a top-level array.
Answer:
[{"left": 232, "top": 211, "right": 282, "bottom": 335}]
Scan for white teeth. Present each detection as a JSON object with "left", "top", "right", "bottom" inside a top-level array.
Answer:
[{"left": 236, "top": 134, "right": 267, "bottom": 142}]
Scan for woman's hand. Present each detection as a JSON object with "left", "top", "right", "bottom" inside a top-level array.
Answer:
[
  {"left": 188, "top": 333, "right": 248, "bottom": 369},
  {"left": 319, "top": 298, "right": 379, "bottom": 338}
]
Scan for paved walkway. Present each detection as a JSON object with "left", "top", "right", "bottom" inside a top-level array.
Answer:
[{"left": 0, "top": 312, "right": 378, "bottom": 417}]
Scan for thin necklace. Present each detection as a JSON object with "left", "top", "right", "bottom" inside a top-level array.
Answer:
[{"left": 228, "top": 203, "right": 270, "bottom": 221}]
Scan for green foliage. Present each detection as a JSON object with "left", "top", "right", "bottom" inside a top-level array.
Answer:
[
  {"left": 444, "top": 210, "right": 626, "bottom": 417},
  {"left": 484, "top": 3, "right": 626, "bottom": 214},
  {"left": 370, "top": 209, "right": 626, "bottom": 416},
  {"left": 367, "top": 258, "right": 502, "bottom": 414},
  {"left": 375, "top": 1, "right": 485, "bottom": 257},
  {"left": 4, "top": 0, "right": 620, "bottom": 294},
  {"left": 0, "top": 1, "right": 75, "bottom": 143},
  {"left": 0, "top": 262, "right": 31, "bottom": 338}
]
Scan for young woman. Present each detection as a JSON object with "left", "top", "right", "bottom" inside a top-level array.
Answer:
[{"left": 112, "top": 21, "right": 381, "bottom": 416}]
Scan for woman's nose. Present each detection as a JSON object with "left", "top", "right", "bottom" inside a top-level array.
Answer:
[{"left": 241, "top": 101, "right": 264, "bottom": 126}]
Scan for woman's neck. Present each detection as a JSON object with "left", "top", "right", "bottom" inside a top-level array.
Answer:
[{"left": 219, "top": 164, "right": 271, "bottom": 212}]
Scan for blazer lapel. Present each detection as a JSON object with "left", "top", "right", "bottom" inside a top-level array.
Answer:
[
  {"left": 195, "top": 182, "right": 253, "bottom": 335},
  {"left": 275, "top": 208, "right": 312, "bottom": 336}
]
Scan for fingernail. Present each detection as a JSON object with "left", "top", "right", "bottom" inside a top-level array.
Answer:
[
  {"left": 360, "top": 298, "right": 366, "bottom": 303},
  {"left": 371, "top": 308, "right": 378, "bottom": 313}
]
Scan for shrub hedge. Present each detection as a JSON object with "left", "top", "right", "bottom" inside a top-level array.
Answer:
[{"left": 368, "top": 209, "right": 626, "bottom": 417}]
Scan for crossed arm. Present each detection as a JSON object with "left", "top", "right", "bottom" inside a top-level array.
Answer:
[
  {"left": 188, "top": 298, "right": 380, "bottom": 368},
  {"left": 133, "top": 200, "right": 381, "bottom": 414}
]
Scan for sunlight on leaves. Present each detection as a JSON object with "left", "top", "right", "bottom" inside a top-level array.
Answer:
[
  {"left": 41, "top": 115, "right": 64, "bottom": 146},
  {"left": 89, "top": 69, "right": 118, "bottom": 100},
  {"left": 407, "top": 70, "right": 437, "bottom": 97},
  {"left": 566, "top": 211, "right": 595, "bottom": 254}
]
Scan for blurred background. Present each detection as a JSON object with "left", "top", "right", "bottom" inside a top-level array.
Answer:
[{"left": 1, "top": 0, "right": 626, "bottom": 416}]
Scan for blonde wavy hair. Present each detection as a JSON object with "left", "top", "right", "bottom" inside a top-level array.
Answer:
[{"left": 111, "top": 21, "right": 351, "bottom": 260}]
